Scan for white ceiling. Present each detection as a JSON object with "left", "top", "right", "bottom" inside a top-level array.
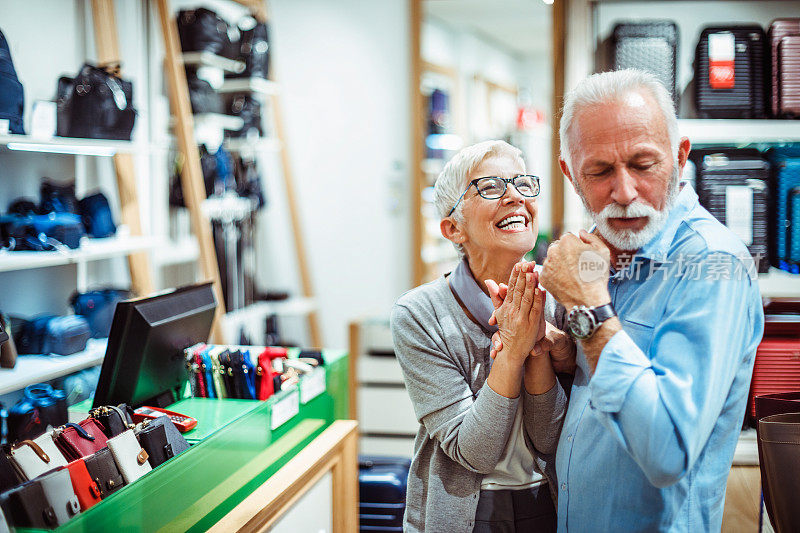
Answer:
[{"left": 424, "top": 0, "right": 552, "bottom": 58}]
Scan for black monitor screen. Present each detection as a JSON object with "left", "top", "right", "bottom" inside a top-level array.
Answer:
[{"left": 92, "top": 282, "right": 217, "bottom": 408}]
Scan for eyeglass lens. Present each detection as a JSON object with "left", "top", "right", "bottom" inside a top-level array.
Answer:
[{"left": 475, "top": 176, "right": 539, "bottom": 199}]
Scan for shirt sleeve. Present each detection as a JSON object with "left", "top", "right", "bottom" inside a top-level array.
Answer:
[
  {"left": 391, "top": 302, "right": 519, "bottom": 474},
  {"left": 588, "top": 252, "right": 760, "bottom": 488}
]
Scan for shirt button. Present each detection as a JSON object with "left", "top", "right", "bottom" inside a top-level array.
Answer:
[
  {"left": 561, "top": 483, "right": 567, "bottom": 491},
  {"left": 566, "top": 435, "right": 573, "bottom": 442}
]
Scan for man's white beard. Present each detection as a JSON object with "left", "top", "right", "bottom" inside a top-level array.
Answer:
[{"left": 579, "top": 164, "right": 680, "bottom": 252}]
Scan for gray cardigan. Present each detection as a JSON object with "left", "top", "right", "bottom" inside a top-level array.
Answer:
[{"left": 390, "top": 275, "right": 567, "bottom": 533}]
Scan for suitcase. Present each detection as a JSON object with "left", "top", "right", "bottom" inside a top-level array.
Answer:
[
  {"left": 612, "top": 21, "right": 679, "bottom": 108},
  {"left": 767, "top": 147, "right": 800, "bottom": 273},
  {"left": 358, "top": 456, "right": 410, "bottom": 532},
  {"left": 695, "top": 26, "right": 768, "bottom": 118},
  {"left": 768, "top": 19, "right": 800, "bottom": 117},
  {"left": 778, "top": 35, "right": 800, "bottom": 117},
  {"left": 691, "top": 148, "right": 770, "bottom": 272}
]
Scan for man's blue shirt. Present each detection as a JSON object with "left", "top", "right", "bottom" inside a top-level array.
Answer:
[{"left": 556, "top": 184, "right": 764, "bottom": 532}]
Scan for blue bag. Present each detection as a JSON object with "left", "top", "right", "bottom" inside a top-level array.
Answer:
[
  {"left": 43, "top": 315, "right": 91, "bottom": 355},
  {"left": 0, "top": 29, "right": 24, "bottom": 134},
  {"left": 78, "top": 192, "right": 116, "bottom": 238},
  {"left": 70, "top": 288, "right": 129, "bottom": 338}
]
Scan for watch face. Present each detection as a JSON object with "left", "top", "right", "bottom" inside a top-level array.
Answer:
[{"left": 568, "top": 308, "right": 596, "bottom": 339}]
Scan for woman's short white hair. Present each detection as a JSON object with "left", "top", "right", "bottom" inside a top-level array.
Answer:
[
  {"left": 433, "top": 140, "right": 524, "bottom": 256},
  {"left": 559, "top": 69, "right": 679, "bottom": 173}
]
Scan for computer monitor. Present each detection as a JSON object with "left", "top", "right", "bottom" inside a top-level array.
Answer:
[{"left": 92, "top": 282, "right": 217, "bottom": 409}]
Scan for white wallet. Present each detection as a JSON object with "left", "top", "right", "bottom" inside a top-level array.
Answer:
[
  {"left": 106, "top": 429, "right": 152, "bottom": 484},
  {"left": 38, "top": 468, "right": 80, "bottom": 525},
  {"left": 10, "top": 432, "right": 69, "bottom": 480}
]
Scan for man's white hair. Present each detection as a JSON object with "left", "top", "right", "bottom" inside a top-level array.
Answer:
[
  {"left": 559, "top": 69, "right": 679, "bottom": 173},
  {"left": 433, "top": 140, "right": 525, "bottom": 257}
]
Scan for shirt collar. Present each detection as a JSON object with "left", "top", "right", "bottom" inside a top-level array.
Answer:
[{"left": 449, "top": 257, "right": 498, "bottom": 334}]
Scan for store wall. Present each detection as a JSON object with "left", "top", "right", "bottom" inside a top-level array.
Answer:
[{"left": 266, "top": 0, "right": 412, "bottom": 348}]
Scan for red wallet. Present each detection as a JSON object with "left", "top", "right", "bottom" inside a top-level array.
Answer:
[
  {"left": 65, "top": 459, "right": 102, "bottom": 511},
  {"left": 257, "top": 347, "right": 287, "bottom": 400},
  {"left": 55, "top": 419, "right": 109, "bottom": 461}
]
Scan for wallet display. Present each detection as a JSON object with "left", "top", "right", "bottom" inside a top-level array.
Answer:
[{"left": 54, "top": 420, "right": 109, "bottom": 461}]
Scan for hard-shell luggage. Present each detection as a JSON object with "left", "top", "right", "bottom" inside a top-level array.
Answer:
[
  {"left": 612, "top": 21, "right": 679, "bottom": 107},
  {"left": 767, "top": 147, "right": 800, "bottom": 273},
  {"left": 695, "top": 26, "right": 768, "bottom": 118},
  {"left": 768, "top": 19, "right": 800, "bottom": 118},
  {"left": 691, "top": 148, "right": 771, "bottom": 272},
  {"left": 358, "top": 456, "right": 410, "bottom": 532}
]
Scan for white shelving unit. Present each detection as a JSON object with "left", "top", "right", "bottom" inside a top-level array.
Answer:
[
  {"left": 679, "top": 120, "right": 800, "bottom": 145},
  {"left": 0, "top": 134, "right": 139, "bottom": 156},
  {"left": 222, "top": 298, "right": 318, "bottom": 343},
  {"left": 150, "top": 237, "right": 199, "bottom": 267},
  {"left": 223, "top": 137, "right": 281, "bottom": 154},
  {"left": 0, "top": 235, "right": 154, "bottom": 273},
  {"left": 219, "top": 77, "right": 278, "bottom": 95},
  {"left": 181, "top": 51, "right": 245, "bottom": 74},
  {"left": 0, "top": 339, "right": 108, "bottom": 396}
]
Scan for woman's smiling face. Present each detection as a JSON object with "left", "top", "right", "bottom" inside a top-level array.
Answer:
[{"left": 458, "top": 155, "right": 539, "bottom": 261}]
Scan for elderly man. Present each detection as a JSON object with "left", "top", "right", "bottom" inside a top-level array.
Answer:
[{"left": 538, "top": 70, "right": 764, "bottom": 531}]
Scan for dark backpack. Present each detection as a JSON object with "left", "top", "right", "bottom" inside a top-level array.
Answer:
[{"left": 0, "top": 28, "right": 25, "bottom": 134}]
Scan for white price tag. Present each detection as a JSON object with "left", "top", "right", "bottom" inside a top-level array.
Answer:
[
  {"left": 726, "top": 186, "right": 753, "bottom": 245},
  {"left": 270, "top": 388, "right": 299, "bottom": 430},
  {"left": 300, "top": 367, "right": 326, "bottom": 404}
]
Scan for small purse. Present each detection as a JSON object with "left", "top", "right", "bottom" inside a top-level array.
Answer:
[
  {"left": 106, "top": 429, "right": 151, "bottom": 484},
  {"left": 65, "top": 459, "right": 102, "bottom": 511},
  {"left": 83, "top": 448, "right": 124, "bottom": 498},
  {"left": 89, "top": 404, "right": 133, "bottom": 438},
  {"left": 10, "top": 433, "right": 69, "bottom": 480},
  {"left": 0, "top": 478, "right": 58, "bottom": 528},
  {"left": 135, "top": 415, "right": 190, "bottom": 468},
  {"left": 37, "top": 468, "right": 81, "bottom": 526},
  {"left": 54, "top": 420, "right": 109, "bottom": 460}
]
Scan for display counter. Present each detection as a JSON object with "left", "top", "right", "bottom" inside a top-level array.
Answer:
[{"left": 44, "top": 349, "right": 355, "bottom": 532}]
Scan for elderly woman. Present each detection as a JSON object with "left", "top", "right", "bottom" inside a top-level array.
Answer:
[{"left": 391, "top": 140, "right": 574, "bottom": 533}]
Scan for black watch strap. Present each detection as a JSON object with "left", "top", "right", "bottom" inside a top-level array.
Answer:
[{"left": 591, "top": 303, "right": 616, "bottom": 324}]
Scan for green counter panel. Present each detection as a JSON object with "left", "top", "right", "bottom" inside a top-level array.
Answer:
[{"left": 46, "top": 349, "right": 349, "bottom": 532}]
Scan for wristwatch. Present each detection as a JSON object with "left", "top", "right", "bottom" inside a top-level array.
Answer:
[{"left": 567, "top": 303, "right": 616, "bottom": 340}]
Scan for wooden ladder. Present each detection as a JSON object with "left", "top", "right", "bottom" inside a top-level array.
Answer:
[{"left": 155, "top": 0, "right": 322, "bottom": 347}]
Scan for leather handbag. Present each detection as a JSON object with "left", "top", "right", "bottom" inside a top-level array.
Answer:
[
  {"left": 54, "top": 420, "right": 109, "bottom": 460},
  {"left": 0, "top": 28, "right": 25, "bottom": 135},
  {"left": 71, "top": 289, "right": 129, "bottom": 339},
  {"left": 106, "top": 429, "right": 151, "bottom": 484},
  {"left": 758, "top": 412, "right": 800, "bottom": 533},
  {"left": 40, "top": 180, "right": 80, "bottom": 215},
  {"left": 177, "top": 8, "right": 234, "bottom": 56},
  {"left": 57, "top": 63, "right": 136, "bottom": 141},
  {"left": 89, "top": 404, "right": 134, "bottom": 438},
  {"left": 65, "top": 459, "right": 101, "bottom": 511},
  {"left": 6, "top": 383, "right": 68, "bottom": 442},
  {"left": 0, "top": 453, "right": 20, "bottom": 493},
  {"left": 42, "top": 315, "right": 92, "bottom": 355},
  {"left": 38, "top": 468, "right": 81, "bottom": 526},
  {"left": 83, "top": 448, "right": 124, "bottom": 498},
  {"left": 10, "top": 433, "right": 69, "bottom": 480},
  {"left": 0, "top": 478, "right": 58, "bottom": 529},
  {"left": 78, "top": 192, "right": 116, "bottom": 238}
]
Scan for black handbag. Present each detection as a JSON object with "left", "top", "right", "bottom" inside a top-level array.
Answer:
[
  {"left": 89, "top": 404, "right": 133, "bottom": 438},
  {"left": 0, "top": 28, "right": 24, "bottom": 135},
  {"left": 83, "top": 448, "right": 124, "bottom": 498},
  {"left": 224, "top": 93, "right": 262, "bottom": 138},
  {"left": 57, "top": 63, "right": 136, "bottom": 141},
  {"left": 78, "top": 192, "right": 116, "bottom": 238},
  {"left": 186, "top": 69, "right": 223, "bottom": 114},
  {"left": 136, "top": 423, "right": 170, "bottom": 467},
  {"left": 0, "top": 478, "right": 59, "bottom": 529},
  {"left": 177, "top": 8, "right": 235, "bottom": 57},
  {"left": 40, "top": 180, "right": 79, "bottom": 215},
  {"left": 229, "top": 19, "right": 270, "bottom": 79}
]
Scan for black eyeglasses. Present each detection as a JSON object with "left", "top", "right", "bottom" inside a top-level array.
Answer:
[{"left": 447, "top": 175, "right": 540, "bottom": 216}]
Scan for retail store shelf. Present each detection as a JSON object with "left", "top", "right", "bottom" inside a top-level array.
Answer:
[
  {"left": 0, "top": 134, "right": 138, "bottom": 156},
  {"left": 191, "top": 113, "right": 244, "bottom": 132},
  {"left": 0, "top": 338, "right": 107, "bottom": 396},
  {"left": 0, "top": 235, "right": 155, "bottom": 273},
  {"left": 181, "top": 51, "right": 245, "bottom": 74},
  {"left": 759, "top": 268, "right": 800, "bottom": 298},
  {"left": 224, "top": 298, "right": 317, "bottom": 326},
  {"left": 219, "top": 77, "right": 278, "bottom": 95},
  {"left": 679, "top": 119, "right": 800, "bottom": 144},
  {"left": 150, "top": 237, "right": 199, "bottom": 267},
  {"left": 224, "top": 137, "right": 281, "bottom": 154}
]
